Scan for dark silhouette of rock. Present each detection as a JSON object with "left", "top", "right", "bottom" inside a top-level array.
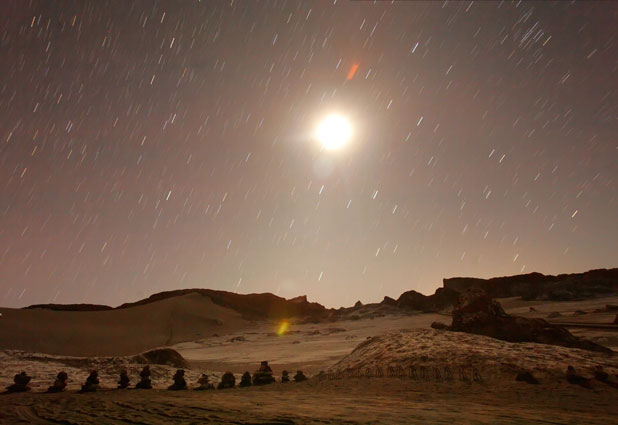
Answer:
[
  {"left": 395, "top": 287, "right": 460, "bottom": 312},
  {"left": 547, "top": 312, "right": 562, "bottom": 318},
  {"left": 132, "top": 348, "right": 187, "bottom": 368},
  {"left": 443, "top": 268, "right": 618, "bottom": 301},
  {"left": 572, "top": 310, "right": 586, "bottom": 316},
  {"left": 47, "top": 371, "right": 68, "bottom": 393},
  {"left": 118, "top": 369, "right": 130, "bottom": 389},
  {"left": 354, "top": 300, "right": 363, "bottom": 309},
  {"left": 6, "top": 371, "right": 31, "bottom": 393},
  {"left": 252, "top": 361, "right": 276, "bottom": 386},
  {"left": 80, "top": 371, "right": 99, "bottom": 393},
  {"left": 431, "top": 321, "right": 449, "bottom": 330},
  {"left": 293, "top": 370, "right": 308, "bottom": 382},
  {"left": 515, "top": 371, "right": 539, "bottom": 384},
  {"left": 218, "top": 372, "right": 236, "bottom": 389},
  {"left": 381, "top": 296, "right": 398, "bottom": 307},
  {"left": 135, "top": 365, "right": 152, "bottom": 389},
  {"left": 239, "top": 372, "right": 252, "bottom": 387},
  {"left": 449, "top": 289, "right": 613, "bottom": 354},
  {"left": 281, "top": 370, "right": 290, "bottom": 383},
  {"left": 194, "top": 373, "right": 214, "bottom": 390},
  {"left": 168, "top": 369, "right": 187, "bottom": 390},
  {"left": 566, "top": 366, "right": 591, "bottom": 388},
  {"left": 529, "top": 307, "right": 538, "bottom": 312}
]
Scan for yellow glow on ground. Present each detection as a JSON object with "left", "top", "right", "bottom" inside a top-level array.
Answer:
[{"left": 277, "top": 320, "right": 290, "bottom": 336}]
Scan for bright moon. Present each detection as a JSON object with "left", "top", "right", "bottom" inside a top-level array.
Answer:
[{"left": 316, "top": 114, "right": 352, "bottom": 151}]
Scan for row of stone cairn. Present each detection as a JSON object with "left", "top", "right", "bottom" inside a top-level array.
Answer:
[
  {"left": 4, "top": 361, "right": 308, "bottom": 394},
  {"left": 318, "top": 365, "right": 482, "bottom": 382}
]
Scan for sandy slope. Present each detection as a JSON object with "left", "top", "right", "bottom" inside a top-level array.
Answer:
[{"left": 0, "top": 293, "right": 249, "bottom": 356}]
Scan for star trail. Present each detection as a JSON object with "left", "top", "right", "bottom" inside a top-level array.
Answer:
[{"left": 1, "top": 1, "right": 616, "bottom": 308}]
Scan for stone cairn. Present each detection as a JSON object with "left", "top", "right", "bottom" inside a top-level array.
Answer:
[
  {"left": 293, "top": 370, "right": 308, "bottom": 382},
  {"left": 195, "top": 373, "right": 214, "bottom": 390},
  {"left": 135, "top": 365, "right": 152, "bottom": 389},
  {"left": 80, "top": 371, "right": 99, "bottom": 393},
  {"left": 218, "top": 372, "right": 236, "bottom": 389},
  {"left": 281, "top": 370, "right": 290, "bottom": 383},
  {"left": 168, "top": 369, "right": 188, "bottom": 390},
  {"left": 6, "top": 371, "right": 32, "bottom": 393},
  {"left": 252, "top": 361, "right": 276, "bottom": 386},
  {"left": 239, "top": 372, "right": 252, "bottom": 387},
  {"left": 118, "top": 369, "right": 130, "bottom": 389},
  {"left": 47, "top": 371, "right": 68, "bottom": 393}
]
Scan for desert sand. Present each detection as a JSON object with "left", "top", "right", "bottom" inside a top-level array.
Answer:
[{"left": 1, "top": 291, "right": 617, "bottom": 423}]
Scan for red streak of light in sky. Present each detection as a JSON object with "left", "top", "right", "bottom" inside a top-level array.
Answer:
[{"left": 346, "top": 63, "right": 359, "bottom": 80}]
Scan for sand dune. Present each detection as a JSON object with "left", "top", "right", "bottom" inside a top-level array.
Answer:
[{"left": 0, "top": 293, "right": 248, "bottom": 356}]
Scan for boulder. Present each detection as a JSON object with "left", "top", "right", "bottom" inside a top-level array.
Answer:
[
  {"left": 449, "top": 289, "right": 613, "bottom": 354},
  {"left": 218, "top": 372, "right": 236, "bottom": 389},
  {"left": 547, "top": 312, "right": 562, "bottom": 318},
  {"left": 515, "top": 371, "right": 539, "bottom": 385},
  {"left": 281, "top": 370, "right": 290, "bottom": 383},
  {"left": 132, "top": 348, "right": 187, "bottom": 368},
  {"left": 430, "top": 321, "right": 449, "bottom": 330}
]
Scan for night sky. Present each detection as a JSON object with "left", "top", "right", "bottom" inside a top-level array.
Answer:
[{"left": 1, "top": 1, "right": 616, "bottom": 308}]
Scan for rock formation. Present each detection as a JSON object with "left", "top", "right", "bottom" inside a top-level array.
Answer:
[
  {"left": 448, "top": 289, "right": 613, "bottom": 354},
  {"left": 252, "top": 361, "right": 276, "bottom": 386},
  {"left": 281, "top": 370, "right": 290, "bottom": 383},
  {"left": 80, "top": 371, "right": 99, "bottom": 393},
  {"left": 168, "top": 369, "right": 187, "bottom": 390},
  {"left": 443, "top": 268, "right": 618, "bottom": 301},
  {"left": 6, "top": 371, "right": 31, "bottom": 393},
  {"left": 47, "top": 371, "right": 68, "bottom": 393},
  {"left": 239, "top": 372, "right": 252, "bottom": 387},
  {"left": 218, "top": 372, "right": 236, "bottom": 389},
  {"left": 135, "top": 365, "right": 152, "bottom": 389}
]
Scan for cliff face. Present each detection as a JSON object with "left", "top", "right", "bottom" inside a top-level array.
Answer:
[{"left": 443, "top": 268, "right": 618, "bottom": 301}]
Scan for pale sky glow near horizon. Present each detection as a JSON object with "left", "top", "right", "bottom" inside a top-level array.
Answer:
[{"left": 0, "top": 1, "right": 617, "bottom": 309}]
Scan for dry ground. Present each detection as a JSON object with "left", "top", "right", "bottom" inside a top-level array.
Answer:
[{"left": 2, "top": 377, "right": 617, "bottom": 424}]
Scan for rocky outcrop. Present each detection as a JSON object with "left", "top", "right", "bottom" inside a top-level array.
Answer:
[
  {"left": 396, "top": 287, "right": 460, "bottom": 312},
  {"left": 449, "top": 289, "right": 613, "bottom": 354},
  {"left": 444, "top": 268, "right": 618, "bottom": 301},
  {"left": 131, "top": 348, "right": 187, "bottom": 368}
]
